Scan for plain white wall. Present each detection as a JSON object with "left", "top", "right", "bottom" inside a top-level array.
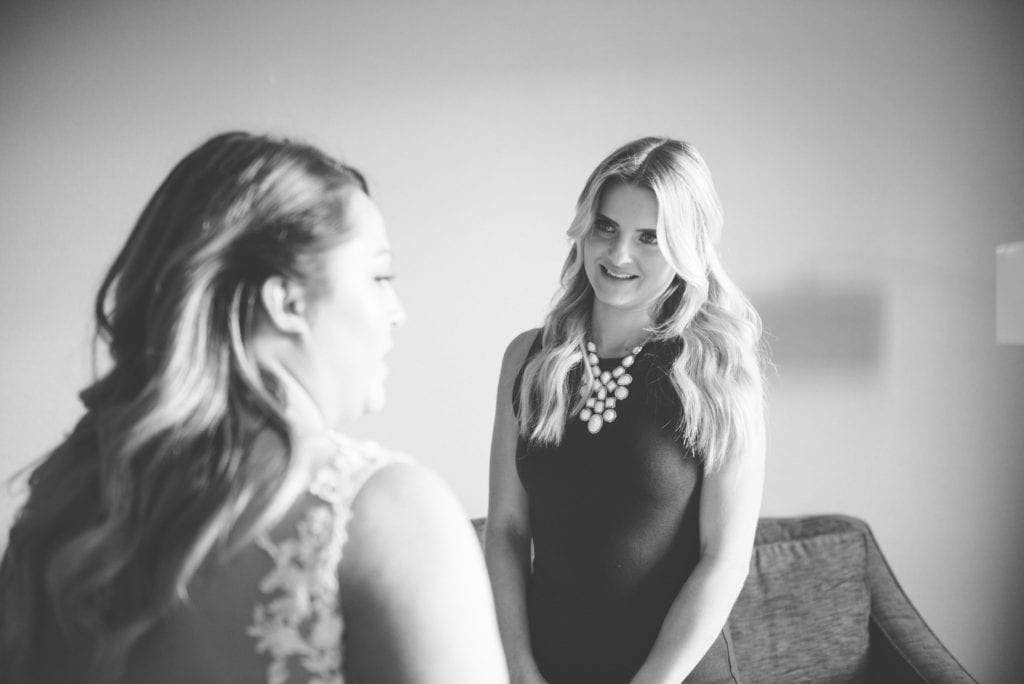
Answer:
[{"left": 2, "top": 0, "right": 1022, "bottom": 679}]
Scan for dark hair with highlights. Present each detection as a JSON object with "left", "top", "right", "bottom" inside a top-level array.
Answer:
[{"left": 0, "top": 131, "right": 368, "bottom": 683}]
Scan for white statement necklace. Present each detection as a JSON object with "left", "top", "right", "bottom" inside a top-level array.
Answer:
[{"left": 579, "top": 341, "right": 643, "bottom": 434}]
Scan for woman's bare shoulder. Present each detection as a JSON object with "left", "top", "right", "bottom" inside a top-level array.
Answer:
[
  {"left": 341, "top": 462, "right": 476, "bottom": 580},
  {"left": 340, "top": 462, "right": 508, "bottom": 681},
  {"left": 501, "top": 327, "right": 541, "bottom": 373},
  {"left": 349, "top": 461, "right": 457, "bottom": 523}
]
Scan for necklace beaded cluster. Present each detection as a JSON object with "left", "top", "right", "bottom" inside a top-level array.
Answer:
[{"left": 579, "top": 341, "right": 644, "bottom": 434}]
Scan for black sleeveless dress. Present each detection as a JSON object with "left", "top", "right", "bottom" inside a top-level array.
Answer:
[{"left": 513, "top": 336, "right": 739, "bottom": 684}]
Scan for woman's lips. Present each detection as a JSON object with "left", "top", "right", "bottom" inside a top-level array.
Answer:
[{"left": 600, "top": 264, "right": 638, "bottom": 280}]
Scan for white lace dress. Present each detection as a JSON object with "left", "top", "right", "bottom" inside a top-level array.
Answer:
[{"left": 246, "top": 434, "right": 408, "bottom": 684}]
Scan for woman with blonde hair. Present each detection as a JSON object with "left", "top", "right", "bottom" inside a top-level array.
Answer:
[
  {"left": 0, "top": 132, "right": 507, "bottom": 683},
  {"left": 486, "top": 137, "right": 765, "bottom": 683}
]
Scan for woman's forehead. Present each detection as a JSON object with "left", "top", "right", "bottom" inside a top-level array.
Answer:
[
  {"left": 598, "top": 182, "right": 658, "bottom": 228},
  {"left": 341, "top": 190, "right": 390, "bottom": 247}
]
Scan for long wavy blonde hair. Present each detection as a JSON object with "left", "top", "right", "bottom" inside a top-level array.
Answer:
[
  {"left": 518, "top": 137, "right": 765, "bottom": 472},
  {"left": 0, "top": 132, "right": 368, "bottom": 683}
]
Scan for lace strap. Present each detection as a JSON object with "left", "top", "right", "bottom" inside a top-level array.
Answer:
[{"left": 247, "top": 437, "right": 409, "bottom": 684}]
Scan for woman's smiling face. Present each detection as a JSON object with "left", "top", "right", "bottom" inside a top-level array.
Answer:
[{"left": 582, "top": 181, "right": 677, "bottom": 315}]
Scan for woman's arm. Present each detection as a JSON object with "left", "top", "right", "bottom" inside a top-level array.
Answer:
[
  {"left": 484, "top": 329, "right": 549, "bottom": 684},
  {"left": 340, "top": 462, "right": 509, "bottom": 684},
  {"left": 630, "top": 425, "right": 766, "bottom": 684}
]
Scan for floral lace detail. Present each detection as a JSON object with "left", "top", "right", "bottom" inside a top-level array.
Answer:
[{"left": 247, "top": 435, "right": 409, "bottom": 684}]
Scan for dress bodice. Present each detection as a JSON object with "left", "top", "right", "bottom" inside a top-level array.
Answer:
[{"left": 513, "top": 335, "right": 710, "bottom": 683}]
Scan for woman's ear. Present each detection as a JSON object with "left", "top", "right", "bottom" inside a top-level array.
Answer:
[{"left": 260, "top": 276, "right": 312, "bottom": 338}]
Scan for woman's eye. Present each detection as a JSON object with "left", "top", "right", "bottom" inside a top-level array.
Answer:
[
  {"left": 594, "top": 221, "right": 615, "bottom": 235},
  {"left": 639, "top": 231, "right": 658, "bottom": 245},
  {"left": 375, "top": 274, "right": 396, "bottom": 284}
]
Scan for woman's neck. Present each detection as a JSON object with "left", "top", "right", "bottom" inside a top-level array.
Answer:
[
  {"left": 259, "top": 356, "right": 334, "bottom": 436},
  {"left": 590, "top": 301, "right": 653, "bottom": 357}
]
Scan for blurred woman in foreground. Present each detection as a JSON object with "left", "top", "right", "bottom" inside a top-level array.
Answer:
[{"left": 0, "top": 132, "right": 507, "bottom": 683}]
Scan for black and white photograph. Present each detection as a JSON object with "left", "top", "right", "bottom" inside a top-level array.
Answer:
[{"left": 1, "top": 1, "right": 1022, "bottom": 682}]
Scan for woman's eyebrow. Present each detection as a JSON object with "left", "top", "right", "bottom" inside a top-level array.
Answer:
[{"left": 598, "top": 212, "right": 656, "bottom": 232}]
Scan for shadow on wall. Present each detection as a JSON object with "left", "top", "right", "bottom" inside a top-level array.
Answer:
[{"left": 753, "top": 285, "right": 885, "bottom": 374}]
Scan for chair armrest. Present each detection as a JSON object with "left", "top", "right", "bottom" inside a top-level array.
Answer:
[{"left": 858, "top": 520, "right": 976, "bottom": 683}]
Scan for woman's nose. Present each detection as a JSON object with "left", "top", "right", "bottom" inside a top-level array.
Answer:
[{"left": 609, "top": 235, "right": 632, "bottom": 265}]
